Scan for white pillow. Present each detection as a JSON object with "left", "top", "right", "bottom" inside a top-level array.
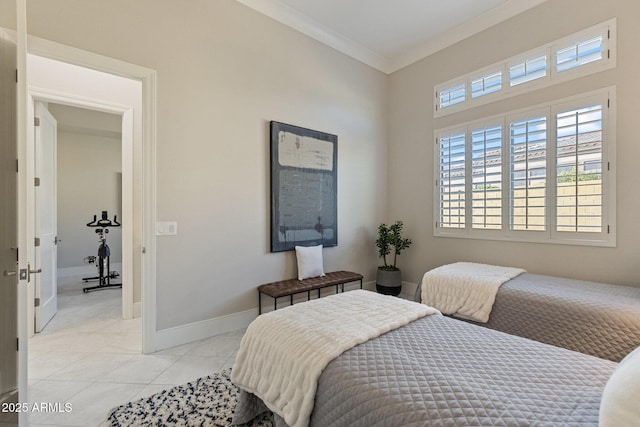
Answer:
[
  {"left": 295, "top": 245, "right": 325, "bottom": 280},
  {"left": 599, "top": 345, "right": 640, "bottom": 426}
]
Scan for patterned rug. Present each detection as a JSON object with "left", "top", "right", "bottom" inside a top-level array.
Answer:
[{"left": 107, "top": 370, "right": 273, "bottom": 426}]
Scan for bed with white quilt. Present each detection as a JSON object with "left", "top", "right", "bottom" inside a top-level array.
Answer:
[{"left": 230, "top": 289, "right": 638, "bottom": 427}]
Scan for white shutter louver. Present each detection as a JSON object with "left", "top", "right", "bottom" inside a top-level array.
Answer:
[
  {"left": 509, "top": 116, "right": 547, "bottom": 231},
  {"left": 556, "top": 36, "right": 603, "bottom": 73},
  {"left": 471, "top": 126, "right": 502, "bottom": 229},
  {"left": 556, "top": 104, "right": 603, "bottom": 233},
  {"left": 439, "top": 133, "right": 466, "bottom": 229}
]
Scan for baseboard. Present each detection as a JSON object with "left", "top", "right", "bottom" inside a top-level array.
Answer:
[{"left": 153, "top": 308, "right": 258, "bottom": 352}]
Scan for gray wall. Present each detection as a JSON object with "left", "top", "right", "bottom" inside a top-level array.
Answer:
[
  {"left": 388, "top": 0, "right": 640, "bottom": 286},
  {"left": 56, "top": 129, "right": 122, "bottom": 269},
  {"left": 19, "top": 0, "right": 389, "bottom": 329}
]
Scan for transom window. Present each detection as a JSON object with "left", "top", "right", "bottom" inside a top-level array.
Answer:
[{"left": 434, "top": 19, "right": 615, "bottom": 117}]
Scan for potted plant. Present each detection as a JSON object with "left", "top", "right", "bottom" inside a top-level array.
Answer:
[{"left": 375, "top": 221, "right": 412, "bottom": 296}]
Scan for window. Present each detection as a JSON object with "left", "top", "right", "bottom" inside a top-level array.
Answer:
[
  {"left": 509, "top": 116, "right": 547, "bottom": 231},
  {"left": 437, "top": 132, "right": 466, "bottom": 229},
  {"left": 509, "top": 54, "right": 547, "bottom": 87},
  {"left": 556, "top": 36, "right": 603, "bottom": 73},
  {"left": 434, "top": 89, "right": 615, "bottom": 246},
  {"left": 555, "top": 104, "right": 603, "bottom": 233},
  {"left": 471, "top": 125, "right": 502, "bottom": 229},
  {"left": 471, "top": 70, "right": 503, "bottom": 98},
  {"left": 438, "top": 83, "right": 465, "bottom": 110},
  {"left": 434, "top": 19, "right": 615, "bottom": 118}
]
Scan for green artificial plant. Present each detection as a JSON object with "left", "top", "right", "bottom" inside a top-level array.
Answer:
[{"left": 375, "top": 220, "right": 413, "bottom": 271}]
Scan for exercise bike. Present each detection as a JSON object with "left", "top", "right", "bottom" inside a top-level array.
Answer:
[{"left": 82, "top": 211, "right": 122, "bottom": 293}]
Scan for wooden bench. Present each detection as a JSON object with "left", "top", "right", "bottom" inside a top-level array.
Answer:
[{"left": 258, "top": 270, "right": 363, "bottom": 314}]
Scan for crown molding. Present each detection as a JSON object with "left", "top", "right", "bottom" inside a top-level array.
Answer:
[
  {"left": 235, "top": 0, "right": 549, "bottom": 75},
  {"left": 234, "top": 0, "right": 392, "bottom": 72},
  {"left": 388, "top": 0, "right": 550, "bottom": 73}
]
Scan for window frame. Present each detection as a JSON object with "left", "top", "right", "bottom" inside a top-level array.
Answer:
[{"left": 434, "top": 87, "right": 616, "bottom": 247}]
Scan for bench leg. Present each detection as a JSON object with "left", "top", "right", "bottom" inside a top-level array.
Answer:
[
  {"left": 307, "top": 290, "right": 310, "bottom": 300},
  {"left": 258, "top": 292, "right": 262, "bottom": 315},
  {"left": 290, "top": 294, "right": 293, "bottom": 306},
  {"left": 274, "top": 297, "right": 277, "bottom": 311}
]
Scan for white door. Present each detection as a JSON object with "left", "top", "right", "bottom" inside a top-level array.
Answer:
[
  {"left": 0, "top": 26, "right": 19, "bottom": 424},
  {"left": 34, "top": 102, "right": 57, "bottom": 332}
]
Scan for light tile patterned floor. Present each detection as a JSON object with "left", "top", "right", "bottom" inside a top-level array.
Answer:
[{"left": 28, "top": 275, "right": 244, "bottom": 427}]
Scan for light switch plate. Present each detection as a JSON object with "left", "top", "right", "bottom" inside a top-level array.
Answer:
[{"left": 156, "top": 221, "right": 178, "bottom": 236}]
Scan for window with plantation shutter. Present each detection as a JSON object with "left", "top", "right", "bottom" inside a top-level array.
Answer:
[
  {"left": 509, "top": 54, "right": 547, "bottom": 87},
  {"left": 471, "top": 125, "right": 502, "bottom": 229},
  {"left": 556, "top": 36, "right": 604, "bottom": 73},
  {"left": 509, "top": 116, "right": 548, "bottom": 231},
  {"left": 437, "top": 83, "right": 466, "bottom": 110},
  {"left": 555, "top": 104, "right": 603, "bottom": 233},
  {"left": 434, "top": 88, "right": 615, "bottom": 246},
  {"left": 438, "top": 132, "right": 466, "bottom": 229},
  {"left": 471, "top": 70, "right": 502, "bottom": 99}
]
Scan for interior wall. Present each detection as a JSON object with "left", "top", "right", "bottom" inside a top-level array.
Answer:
[
  {"left": 388, "top": 0, "right": 640, "bottom": 286},
  {"left": 56, "top": 130, "right": 122, "bottom": 269},
  {"left": 22, "top": 0, "right": 389, "bottom": 330}
]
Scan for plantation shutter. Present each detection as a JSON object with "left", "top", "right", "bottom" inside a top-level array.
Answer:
[
  {"left": 556, "top": 36, "right": 603, "bottom": 73},
  {"left": 438, "top": 133, "right": 466, "bottom": 228},
  {"left": 471, "top": 71, "right": 502, "bottom": 99},
  {"left": 438, "top": 83, "right": 466, "bottom": 109},
  {"left": 555, "top": 104, "right": 603, "bottom": 232},
  {"left": 509, "top": 55, "right": 547, "bottom": 86},
  {"left": 509, "top": 116, "right": 547, "bottom": 231},
  {"left": 471, "top": 126, "right": 502, "bottom": 229}
]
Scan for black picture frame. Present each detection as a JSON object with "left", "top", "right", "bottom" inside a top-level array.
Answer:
[{"left": 270, "top": 121, "right": 338, "bottom": 252}]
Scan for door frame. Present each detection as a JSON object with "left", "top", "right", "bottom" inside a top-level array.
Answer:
[{"left": 24, "top": 35, "right": 157, "bottom": 354}]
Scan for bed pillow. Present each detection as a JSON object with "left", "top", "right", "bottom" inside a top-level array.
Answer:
[
  {"left": 599, "top": 345, "right": 640, "bottom": 426},
  {"left": 295, "top": 245, "right": 325, "bottom": 280}
]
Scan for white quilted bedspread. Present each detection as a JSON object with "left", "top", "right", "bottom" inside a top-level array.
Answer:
[{"left": 231, "top": 289, "right": 439, "bottom": 427}]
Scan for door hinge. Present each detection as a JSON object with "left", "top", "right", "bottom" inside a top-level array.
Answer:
[
  {"left": 17, "top": 337, "right": 19, "bottom": 351},
  {"left": 16, "top": 159, "right": 19, "bottom": 172},
  {"left": 35, "top": 237, "right": 40, "bottom": 247},
  {"left": 607, "top": 225, "right": 610, "bottom": 234},
  {"left": 34, "top": 117, "right": 40, "bottom": 127},
  {"left": 34, "top": 177, "right": 41, "bottom": 187},
  {"left": 34, "top": 298, "right": 40, "bottom": 307}
]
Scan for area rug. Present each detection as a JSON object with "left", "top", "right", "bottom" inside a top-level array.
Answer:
[{"left": 107, "top": 369, "right": 273, "bottom": 426}]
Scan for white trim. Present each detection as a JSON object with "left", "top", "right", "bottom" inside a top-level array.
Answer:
[
  {"left": 235, "top": 0, "right": 549, "bottom": 74},
  {"left": 154, "top": 309, "right": 257, "bottom": 352},
  {"left": 27, "top": 36, "right": 157, "bottom": 353},
  {"left": 393, "top": 0, "right": 549, "bottom": 74}
]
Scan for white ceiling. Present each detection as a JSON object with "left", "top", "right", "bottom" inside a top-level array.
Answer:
[{"left": 235, "top": 0, "right": 548, "bottom": 74}]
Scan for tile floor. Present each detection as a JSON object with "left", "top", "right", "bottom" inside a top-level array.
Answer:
[{"left": 28, "top": 275, "right": 244, "bottom": 427}]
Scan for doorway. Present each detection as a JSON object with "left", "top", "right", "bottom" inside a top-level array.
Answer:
[{"left": 27, "top": 54, "right": 141, "bottom": 337}]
